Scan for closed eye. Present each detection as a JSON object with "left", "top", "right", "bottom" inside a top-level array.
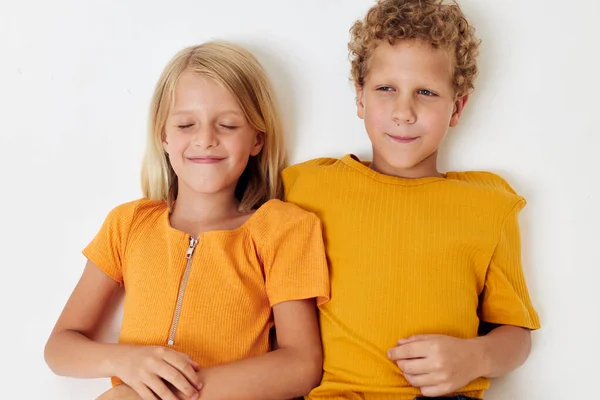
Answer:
[
  {"left": 220, "top": 124, "right": 239, "bottom": 130},
  {"left": 178, "top": 123, "right": 194, "bottom": 129}
]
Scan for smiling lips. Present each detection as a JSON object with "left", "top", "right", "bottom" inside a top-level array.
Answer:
[
  {"left": 386, "top": 133, "right": 419, "bottom": 144},
  {"left": 186, "top": 155, "right": 225, "bottom": 164}
]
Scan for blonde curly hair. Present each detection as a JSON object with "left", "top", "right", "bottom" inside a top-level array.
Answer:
[{"left": 349, "top": 0, "right": 481, "bottom": 96}]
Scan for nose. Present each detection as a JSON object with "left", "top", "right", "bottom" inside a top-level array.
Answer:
[
  {"left": 392, "top": 95, "right": 417, "bottom": 125},
  {"left": 192, "top": 125, "right": 218, "bottom": 149}
]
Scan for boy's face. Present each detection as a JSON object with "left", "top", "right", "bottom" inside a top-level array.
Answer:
[{"left": 355, "top": 40, "right": 468, "bottom": 178}]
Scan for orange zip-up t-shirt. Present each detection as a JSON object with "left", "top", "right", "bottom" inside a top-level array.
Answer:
[
  {"left": 83, "top": 198, "right": 330, "bottom": 386},
  {"left": 283, "top": 155, "right": 540, "bottom": 400}
]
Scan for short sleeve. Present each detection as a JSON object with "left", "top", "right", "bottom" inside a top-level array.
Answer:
[
  {"left": 262, "top": 211, "right": 330, "bottom": 307},
  {"left": 82, "top": 202, "right": 137, "bottom": 284},
  {"left": 479, "top": 200, "right": 540, "bottom": 330}
]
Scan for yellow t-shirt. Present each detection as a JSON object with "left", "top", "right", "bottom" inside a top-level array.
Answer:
[
  {"left": 283, "top": 155, "right": 540, "bottom": 400},
  {"left": 83, "top": 198, "right": 329, "bottom": 386}
]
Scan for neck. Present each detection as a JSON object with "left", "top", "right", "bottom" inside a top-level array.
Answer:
[
  {"left": 370, "top": 150, "right": 442, "bottom": 179},
  {"left": 171, "top": 184, "right": 241, "bottom": 225}
]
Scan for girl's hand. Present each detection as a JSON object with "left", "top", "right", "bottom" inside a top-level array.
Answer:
[{"left": 111, "top": 345, "right": 202, "bottom": 400}]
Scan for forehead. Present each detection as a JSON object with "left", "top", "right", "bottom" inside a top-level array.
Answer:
[
  {"left": 171, "top": 71, "right": 242, "bottom": 114},
  {"left": 366, "top": 39, "right": 454, "bottom": 84}
]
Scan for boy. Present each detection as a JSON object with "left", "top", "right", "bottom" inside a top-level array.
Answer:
[{"left": 283, "top": 0, "right": 540, "bottom": 399}]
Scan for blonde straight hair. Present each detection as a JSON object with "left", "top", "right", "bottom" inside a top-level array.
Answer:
[{"left": 141, "top": 42, "right": 287, "bottom": 212}]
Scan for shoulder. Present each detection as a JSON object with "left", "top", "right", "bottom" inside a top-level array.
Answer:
[
  {"left": 286, "top": 157, "right": 340, "bottom": 172},
  {"left": 446, "top": 171, "right": 526, "bottom": 215},
  {"left": 254, "top": 199, "right": 321, "bottom": 224},
  {"left": 247, "top": 199, "right": 322, "bottom": 240},
  {"left": 282, "top": 157, "right": 346, "bottom": 201},
  {"left": 105, "top": 198, "right": 167, "bottom": 226},
  {"left": 283, "top": 157, "right": 340, "bottom": 184}
]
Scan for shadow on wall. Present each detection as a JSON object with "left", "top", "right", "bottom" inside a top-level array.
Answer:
[
  {"left": 235, "top": 40, "right": 301, "bottom": 163},
  {"left": 437, "top": 0, "right": 489, "bottom": 173}
]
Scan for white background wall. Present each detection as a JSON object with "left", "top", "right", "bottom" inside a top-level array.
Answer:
[{"left": 1, "top": 0, "right": 598, "bottom": 398}]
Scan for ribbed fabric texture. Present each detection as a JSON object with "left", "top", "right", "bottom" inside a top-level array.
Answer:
[
  {"left": 283, "top": 155, "right": 540, "bottom": 400},
  {"left": 83, "top": 198, "right": 330, "bottom": 387}
]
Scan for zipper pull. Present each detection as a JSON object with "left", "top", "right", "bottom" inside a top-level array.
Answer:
[{"left": 186, "top": 237, "right": 198, "bottom": 259}]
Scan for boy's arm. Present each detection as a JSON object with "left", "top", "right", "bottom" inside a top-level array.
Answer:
[
  {"left": 388, "top": 201, "right": 538, "bottom": 396},
  {"left": 476, "top": 324, "right": 531, "bottom": 378}
]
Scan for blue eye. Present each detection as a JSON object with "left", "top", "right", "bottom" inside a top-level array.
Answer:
[{"left": 418, "top": 89, "right": 437, "bottom": 97}]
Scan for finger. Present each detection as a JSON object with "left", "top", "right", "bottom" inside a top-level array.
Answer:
[
  {"left": 174, "top": 389, "right": 190, "bottom": 400},
  {"left": 130, "top": 383, "right": 159, "bottom": 400},
  {"left": 396, "top": 358, "right": 432, "bottom": 375},
  {"left": 146, "top": 375, "right": 181, "bottom": 400},
  {"left": 165, "top": 381, "right": 192, "bottom": 400},
  {"left": 164, "top": 351, "right": 203, "bottom": 390},
  {"left": 388, "top": 341, "right": 428, "bottom": 361},
  {"left": 182, "top": 355, "right": 200, "bottom": 371},
  {"left": 156, "top": 362, "right": 199, "bottom": 399}
]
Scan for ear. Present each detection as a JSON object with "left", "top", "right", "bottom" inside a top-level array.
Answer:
[
  {"left": 355, "top": 83, "right": 365, "bottom": 120},
  {"left": 162, "top": 134, "right": 170, "bottom": 156},
  {"left": 250, "top": 131, "right": 264, "bottom": 157},
  {"left": 449, "top": 94, "right": 469, "bottom": 127}
]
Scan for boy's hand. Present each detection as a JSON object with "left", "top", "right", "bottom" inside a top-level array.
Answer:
[{"left": 387, "top": 334, "right": 484, "bottom": 397}]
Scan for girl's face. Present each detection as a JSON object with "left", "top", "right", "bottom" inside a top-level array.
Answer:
[{"left": 163, "top": 71, "right": 263, "bottom": 199}]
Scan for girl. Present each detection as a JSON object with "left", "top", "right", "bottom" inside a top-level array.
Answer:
[{"left": 44, "top": 42, "right": 329, "bottom": 400}]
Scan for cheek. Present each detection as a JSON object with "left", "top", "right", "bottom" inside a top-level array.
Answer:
[
  {"left": 222, "top": 132, "right": 256, "bottom": 160},
  {"left": 422, "top": 105, "right": 452, "bottom": 130},
  {"left": 365, "top": 97, "right": 390, "bottom": 129},
  {"left": 164, "top": 131, "right": 189, "bottom": 152},
  {"left": 164, "top": 135, "right": 190, "bottom": 172}
]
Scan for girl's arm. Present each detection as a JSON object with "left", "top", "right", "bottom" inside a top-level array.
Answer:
[
  {"left": 196, "top": 298, "right": 322, "bottom": 400},
  {"left": 45, "top": 261, "right": 120, "bottom": 378},
  {"left": 44, "top": 260, "right": 202, "bottom": 400}
]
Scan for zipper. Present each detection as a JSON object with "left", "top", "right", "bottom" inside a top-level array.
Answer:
[{"left": 167, "top": 236, "right": 199, "bottom": 346}]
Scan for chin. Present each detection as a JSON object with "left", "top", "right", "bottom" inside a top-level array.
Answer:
[
  {"left": 180, "top": 180, "right": 230, "bottom": 196},
  {"left": 382, "top": 158, "right": 420, "bottom": 171},
  {"left": 192, "top": 185, "right": 229, "bottom": 195}
]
